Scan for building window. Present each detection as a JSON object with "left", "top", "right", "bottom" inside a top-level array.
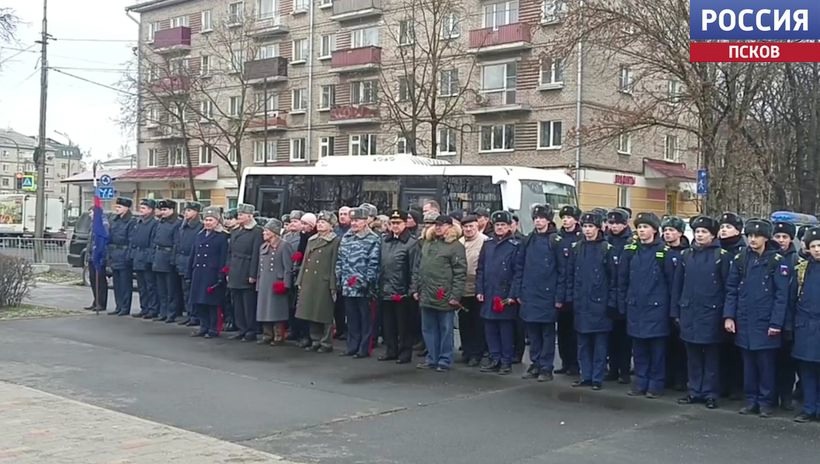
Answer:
[
  {"left": 351, "top": 26, "right": 379, "bottom": 48},
  {"left": 619, "top": 65, "right": 633, "bottom": 93},
  {"left": 320, "top": 85, "right": 335, "bottom": 110},
  {"left": 227, "top": 147, "right": 237, "bottom": 163},
  {"left": 169, "top": 57, "right": 189, "bottom": 74},
  {"left": 439, "top": 69, "right": 459, "bottom": 97},
  {"left": 541, "top": 0, "right": 567, "bottom": 24},
  {"left": 294, "top": 0, "right": 309, "bottom": 12},
  {"left": 664, "top": 135, "right": 679, "bottom": 161},
  {"left": 292, "top": 88, "right": 307, "bottom": 111},
  {"left": 201, "top": 10, "right": 212, "bottom": 31},
  {"left": 320, "top": 136, "right": 335, "bottom": 157},
  {"left": 350, "top": 134, "right": 377, "bottom": 156},
  {"left": 483, "top": 1, "right": 519, "bottom": 29},
  {"left": 229, "top": 96, "right": 242, "bottom": 116},
  {"left": 200, "top": 55, "right": 210, "bottom": 75},
  {"left": 199, "top": 146, "right": 213, "bottom": 165},
  {"left": 481, "top": 62, "right": 516, "bottom": 92},
  {"left": 398, "top": 77, "right": 412, "bottom": 101},
  {"left": 258, "top": 43, "right": 279, "bottom": 59},
  {"left": 292, "top": 38, "right": 308, "bottom": 62},
  {"left": 170, "top": 15, "right": 190, "bottom": 28},
  {"left": 538, "top": 121, "right": 562, "bottom": 149},
  {"left": 319, "top": 34, "right": 336, "bottom": 59},
  {"left": 196, "top": 190, "right": 212, "bottom": 207},
  {"left": 228, "top": 1, "right": 244, "bottom": 24},
  {"left": 290, "top": 138, "right": 306, "bottom": 161},
  {"left": 147, "top": 21, "right": 160, "bottom": 42},
  {"left": 617, "top": 133, "right": 632, "bottom": 155},
  {"left": 441, "top": 13, "right": 460, "bottom": 38},
  {"left": 668, "top": 79, "right": 682, "bottom": 104},
  {"left": 258, "top": 0, "right": 276, "bottom": 19},
  {"left": 200, "top": 100, "right": 214, "bottom": 119},
  {"left": 396, "top": 136, "right": 410, "bottom": 155},
  {"left": 399, "top": 19, "right": 415, "bottom": 45},
  {"left": 479, "top": 124, "right": 515, "bottom": 152},
  {"left": 147, "top": 148, "right": 157, "bottom": 167},
  {"left": 254, "top": 140, "right": 277, "bottom": 163},
  {"left": 539, "top": 58, "right": 563, "bottom": 86},
  {"left": 230, "top": 47, "right": 244, "bottom": 73},
  {"left": 351, "top": 80, "right": 378, "bottom": 105},
  {"left": 170, "top": 146, "right": 185, "bottom": 166},
  {"left": 438, "top": 128, "right": 457, "bottom": 155},
  {"left": 617, "top": 186, "right": 630, "bottom": 207},
  {"left": 255, "top": 93, "right": 278, "bottom": 114},
  {"left": 45, "top": 167, "right": 50, "bottom": 175},
  {"left": 1, "top": 178, "right": 9, "bottom": 187}
]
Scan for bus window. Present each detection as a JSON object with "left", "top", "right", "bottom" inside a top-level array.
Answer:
[
  {"left": 361, "top": 178, "right": 400, "bottom": 212},
  {"left": 518, "top": 180, "right": 578, "bottom": 233},
  {"left": 444, "top": 176, "right": 501, "bottom": 213},
  {"left": 257, "top": 188, "right": 285, "bottom": 220}
]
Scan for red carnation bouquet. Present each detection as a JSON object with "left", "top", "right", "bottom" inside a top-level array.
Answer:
[
  {"left": 436, "top": 288, "right": 446, "bottom": 301},
  {"left": 291, "top": 251, "right": 304, "bottom": 263},
  {"left": 347, "top": 275, "right": 359, "bottom": 287},
  {"left": 221, "top": 266, "right": 230, "bottom": 275},
  {"left": 273, "top": 281, "right": 288, "bottom": 295},
  {"left": 492, "top": 296, "right": 514, "bottom": 313},
  {"left": 391, "top": 294, "right": 403, "bottom": 302}
]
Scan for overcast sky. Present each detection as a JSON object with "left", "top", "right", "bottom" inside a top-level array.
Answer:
[{"left": 0, "top": 0, "right": 138, "bottom": 161}]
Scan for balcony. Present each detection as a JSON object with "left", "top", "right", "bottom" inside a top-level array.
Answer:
[
  {"left": 465, "top": 91, "right": 531, "bottom": 115},
  {"left": 152, "top": 27, "right": 192, "bottom": 54},
  {"left": 149, "top": 76, "right": 190, "bottom": 95},
  {"left": 330, "top": 46, "right": 381, "bottom": 73},
  {"left": 329, "top": 105, "right": 379, "bottom": 125},
  {"left": 331, "top": 0, "right": 382, "bottom": 21},
  {"left": 468, "top": 23, "right": 532, "bottom": 54},
  {"left": 250, "top": 13, "right": 289, "bottom": 38},
  {"left": 244, "top": 57, "right": 289, "bottom": 85},
  {"left": 146, "top": 125, "right": 186, "bottom": 141},
  {"left": 246, "top": 114, "right": 288, "bottom": 133}
]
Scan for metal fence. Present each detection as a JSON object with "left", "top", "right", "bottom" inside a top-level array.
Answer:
[{"left": 0, "top": 237, "right": 71, "bottom": 266}]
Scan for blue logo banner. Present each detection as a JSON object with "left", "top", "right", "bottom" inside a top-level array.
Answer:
[{"left": 690, "top": 0, "right": 820, "bottom": 40}]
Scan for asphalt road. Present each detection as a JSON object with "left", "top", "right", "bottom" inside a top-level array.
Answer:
[{"left": 1, "top": 285, "right": 818, "bottom": 464}]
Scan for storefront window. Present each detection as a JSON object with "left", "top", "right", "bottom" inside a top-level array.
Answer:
[{"left": 196, "top": 190, "right": 212, "bottom": 208}]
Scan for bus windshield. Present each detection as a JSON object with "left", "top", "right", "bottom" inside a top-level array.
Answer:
[{"left": 517, "top": 180, "right": 578, "bottom": 233}]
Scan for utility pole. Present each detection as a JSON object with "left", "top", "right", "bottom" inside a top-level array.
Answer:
[{"left": 33, "top": 0, "right": 50, "bottom": 263}]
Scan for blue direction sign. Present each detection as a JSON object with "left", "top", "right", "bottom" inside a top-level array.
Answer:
[
  {"left": 96, "top": 186, "right": 115, "bottom": 200},
  {"left": 697, "top": 169, "right": 709, "bottom": 195},
  {"left": 99, "top": 174, "right": 112, "bottom": 186}
]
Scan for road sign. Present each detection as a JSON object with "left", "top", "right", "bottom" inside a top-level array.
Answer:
[
  {"left": 96, "top": 186, "right": 115, "bottom": 200},
  {"left": 99, "top": 174, "right": 112, "bottom": 186},
  {"left": 21, "top": 175, "right": 35, "bottom": 191},
  {"left": 697, "top": 169, "right": 709, "bottom": 195}
]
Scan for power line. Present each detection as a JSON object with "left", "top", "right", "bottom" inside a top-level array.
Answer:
[
  {"left": 50, "top": 67, "right": 136, "bottom": 96},
  {"left": 54, "top": 37, "right": 136, "bottom": 43},
  {"left": 0, "top": 44, "right": 36, "bottom": 65}
]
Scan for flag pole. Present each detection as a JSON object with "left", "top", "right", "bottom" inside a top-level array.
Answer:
[{"left": 92, "top": 161, "right": 99, "bottom": 316}]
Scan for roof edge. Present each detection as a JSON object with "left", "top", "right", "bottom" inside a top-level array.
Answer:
[{"left": 126, "top": 0, "right": 193, "bottom": 13}]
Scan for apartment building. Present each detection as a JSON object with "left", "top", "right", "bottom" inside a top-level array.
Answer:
[{"left": 126, "top": 0, "right": 700, "bottom": 217}]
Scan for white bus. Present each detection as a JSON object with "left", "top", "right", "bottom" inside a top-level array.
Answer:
[{"left": 239, "top": 155, "right": 577, "bottom": 233}]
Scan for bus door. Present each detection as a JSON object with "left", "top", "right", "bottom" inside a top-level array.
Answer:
[
  {"left": 256, "top": 188, "right": 285, "bottom": 220},
  {"left": 402, "top": 188, "right": 438, "bottom": 211}
]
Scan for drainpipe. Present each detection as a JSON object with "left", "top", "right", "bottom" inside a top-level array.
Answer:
[
  {"left": 573, "top": 1, "right": 584, "bottom": 196},
  {"left": 305, "top": 1, "right": 315, "bottom": 163}
]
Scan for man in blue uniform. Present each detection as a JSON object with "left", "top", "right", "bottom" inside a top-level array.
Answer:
[
  {"left": 718, "top": 212, "right": 746, "bottom": 399},
  {"left": 516, "top": 204, "right": 565, "bottom": 382},
  {"left": 568, "top": 211, "right": 616, "bottom": 390},
  {"left": 672, "top": 216, "right": 730, "bottom": 409},
  {"left": 190, "top": 207, "right": 229, "bottom": 338},
  {"left": 619, "top": 212, "right": 676, "bottom": 398},
  {"left": 662, "top": 215, "right": 690, "bottom": 392},
  {"left": 555, "top": 205, "right": 582, "bottom": 376},
  {"left": 175, "top": 202, "right": 203, "bottom": 327},
  {"left": 152, "top": 200, "right": 181, "bottom": 322},
  {"left": 792, "top": 227, "right": 820, "bottom": 422},
  {"left": 724, "top": 219, "right": 789, "bottom": 417},
  {"left": 85, "top": 207, "right": 109, "bottom": 313},
  {"left": 605, "top": 208, "right": 634, "bottom": 384},
  {"left": 109, "top": 197, "right": 135, "bottom": 316},
  {"left": 131, "top": 199, "right": 159, "bottom": 319},
  {"left": 772, "top": 220, "right": 800, "bottom": 411}
]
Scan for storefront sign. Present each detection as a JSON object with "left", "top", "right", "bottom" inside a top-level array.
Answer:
[{"left": 614, "top": 174, "right": 636, "bottom": 186}]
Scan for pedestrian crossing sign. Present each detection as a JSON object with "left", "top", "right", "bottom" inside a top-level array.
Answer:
[{"left": 21, "top": 175, "right": 35, "bottom": 191}]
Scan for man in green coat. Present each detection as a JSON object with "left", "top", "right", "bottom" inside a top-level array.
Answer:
[{"left": 412, "top": 215, "right": 467, "bottom": 372}]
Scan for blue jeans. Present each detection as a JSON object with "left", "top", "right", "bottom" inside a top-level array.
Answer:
[
  {"left": 112, "top": 268, "right": 132, "bottom": 315},
  {"left": 421, "top": 307, "right": 455, "bottom": 368},
  {"left": 799, "top": 361, "right": 820, "bottom": 416},
  {"left": 345, "top": 297, "right": 373, "bottom": 356},
  {"left": 633, "top": 337, "right": 667, "bottom": 394},
  {"left": 484, "top": 319, "right": 515, "bottom": 365},
  {"left": 527, "top": 322, "right": 556, "bottom": 373},
  {"left": 578, "top": 332, "right": 609, "bottom": 384}
]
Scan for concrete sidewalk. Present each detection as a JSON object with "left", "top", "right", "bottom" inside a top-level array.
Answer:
[
  {"left": 0, "top": 381, "right": 296, "bottom": 464},
  {"left": 27, "top": 282, "right": 141, "bottom": 314}
]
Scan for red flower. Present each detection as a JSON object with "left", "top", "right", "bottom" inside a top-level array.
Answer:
[
  {"left": 221, "top": 266, "right": 230, "bottom": 275},
  {"left": 347, "top": 275, "right": 359, "bottom": 287},
  {"left": 436, "top": 288, "right": 446, "bottom": 301},
  {"left": 206, "top": 285, "right": 216, "bottom": 295},
  {"left": 291, "top": 251, "right": 304, "bottom": 263},
  {"left": 273, "top": 281, "right": 287, "bottom": 295},
  {"left": 492, "top": 296, "right": 505, "bottom": 313},
  {"left": 391, "top": 294, "right": 403, "bottom": 302}
]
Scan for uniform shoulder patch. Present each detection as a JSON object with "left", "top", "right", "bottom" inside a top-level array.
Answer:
[
  {"left": 571, "top": 241, "right": 579, "bottom": 248},
  {"left": 552, "top": 235, "right": 563, "bottom": 243},
  {"left": 779, "top": 264, "right": 790, "bottom": 276},
  {"left": 625, "top": 244, "right": 637, "bottom": 251},
  {"left": 774, "top": 254, "right": 783, "bottom": 261},
  {"left": 734, "top": 254, "right": 742, "bottom": 261},
  {"left": 719, "top": 249, "right": 728, "bottom": 255}
]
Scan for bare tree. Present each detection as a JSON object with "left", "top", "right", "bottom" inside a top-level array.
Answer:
[{"left": 0, "top": 8, "right": 18, "bottom": 43}]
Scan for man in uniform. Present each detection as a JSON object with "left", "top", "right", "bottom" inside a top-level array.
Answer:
[
  {"left": 556, "top": 205, "right": 582, "bottom": 376},
  {"left": 220, "top": 208, "right": 239, "bottom": 332},
  {"left": 152, "top": 200, "right": 181, "bottom": 323},
  {"left": 227, "top": 204, "right": 263, "bottom": 341},
  {"left": 175, "top": 201, "right": 202, "bottom": 326},
  {"left": 662, "top": 215, "right": 690, "bottom": 391},
  {"left": 109, "top": 197, "right": 135, "bottom": 316},
  {"left": 131, "top": 199, "right": 159, "bottom": 319},
  {"left": 773, "top": 220, "right": 800, "bottom": 411},
  {"left": 86, "top": 206, "right": 109, "bottom": 313},
  {"left": 719, "top": 212, "right": 747, "bottom": 400},
  {"left": 792, "top": 227, "right": 820, "bottom": 423},
  {"left": 189, "top": 207, "right": 229, "bottom": 339},
  {"left": 605, "top": 208, "right": 634, "bottom": 384},
  {"left": 284, "top": 210, "right": 304, "bottom": 249}
]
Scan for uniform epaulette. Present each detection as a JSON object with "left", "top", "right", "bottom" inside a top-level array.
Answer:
[
  {"left": 774, "top": 254, "right": 782, "bottom": 261},
  {"left": 734, "top": 254, "right": 742, "bottom": 261},
  {"left": 571, "top": 241, "right": 579, "bottom": 248},
  {"left": 719, "top": 249, "right": 727, "bottom": 255},
  {"left": 552, "top": 235, "right": 562, "bottom": 243},
  {"left": 624, "top": 244, "right": 638, "bottom": 251}
]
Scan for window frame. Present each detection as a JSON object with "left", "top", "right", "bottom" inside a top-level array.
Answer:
[
  {"left": 617, "top": 133, "right": 632, "bottom": 155},
  {"left": 228, "top": 1, "right": 245, "bottom": 24},
  {"left": 399, "top": 19, "right": 415, "bottom": 46},
  {"left": 319, "top": 34, "right": 336, "bottom": 59},
  {"left": 438, "top": 128, "right": 457, "bottom": 155},
  {"left": 290, "top": 138, "right": 307, "bottom": 161},
  {"left": 349, "top": 134, "right": 378, "bottom": 156},
  {"left": 201, "top": 9, "right": 213, "bottom": 32},
  {"left": 441, "top": 13, "right": 460, "bottom": 39},
  {"left": 254, "top": 140, "right": 278, "bottom": 163},
  {"left": 351, "top": 26, "right": 379, "bottom": 48},
  {"left": 619, "top": 65, "right": 634, "bottom": 94},
  {"left": 199, "top": 146, "right": 213, "bottom": 165},
  {"left": 664, "top": 134, "right": 679, "bottom": 161},
  {"left": 320, "top": 136, "right": 335, "bottom": 157},
  {"left": 539, "top": 57, "right": 564, "bottom": 87},
  {"left": 292, "top": 88, "right": 307, "bottom": 112},
  {"left": 482, "top": 1, "right": 519, "bottom": 30},
  {"left": 439, "top": 69, "right": 459, "bottom": 97},
  {"left": 479, "top": 124, "right": 515, "bottom": 152},
  {"left": 351, "top": 80, "right": 378, "bottom": 105},
  {"left": 292, "top": 38, "right": 308, "bottom": 63},
  {"left": 147, "top": 148, "right": 158, "bottom": 167},
  {"left": 319, "top": 84, "right": 336, "bottom": 110},
  {"left": 537, "top": 120, "right": 563, "bottom": 150}
]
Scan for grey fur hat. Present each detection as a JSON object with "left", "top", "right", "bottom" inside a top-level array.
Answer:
[
  {"left": 264, "top": 218, "right": 283, "bottom": 234},
  {"left": 236, "top": 203, "right": 255, "bottom": 215}
]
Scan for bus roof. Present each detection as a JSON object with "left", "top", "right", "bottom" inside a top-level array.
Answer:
[{"left": 770, "top": 211, "right": 819, "bottom": 226}]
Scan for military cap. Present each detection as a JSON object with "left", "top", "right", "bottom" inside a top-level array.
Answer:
[
  {"left": 512, "top": 214, "right": 520, "bottom": 222},
  {"left": 773, "top": 221, "right": 797, "bottom": 240},
  {"left": 491, "top": 210, "right": 513, "bottom": 225},
  {"left": 223, "top": 208, "right": 238, "bottom": 220},
  {"left": 531, "top": 204, "right": 554, "bottom": 220},
  {"left": 157, "top": 199, "right": 177, "bottom": 210},
  {"left": 236, "top": 203, "right": 255, "bottom": 215},
  {"left": 661, "top": 215, "right": 686, "bottom": 234},
  {"left": 804, "top": 227, "right": 820, "bottom": 248},
  {"left": 559, "top": 205, "right": 582, "bottom": 220},
  {"left": 316, "top": 210, "right": 338, "bottom": 226},
  {"left": 139, "top": 198, "right": 156, "bottom": 209},
  {"left": 797, "top": 225, "right": 810, "bottom": 241},
  {"left": 389, "top": 209, "right": 408, "bottom": 221},
  {"left": 264, "top": 218, "right": 283, "bottom": 234},
  {"left": 690, "top": 216, "right": 719, "bottom": 236},
  {"left": 461, "top": 214, "right": 478, "bottom": 225},
  {"left": 434, "top": 214, "right": 453, "bottom": 225},
  {"left": 359, "top": 203, "right": 378, "bottom": 218},
  {"left": 203, "top": 206, "right": 222, "bottom": 221},
  {"left": 634, "top": 212, "right": 661, "bottom": 231},
  {"left": 407, "top": 209, "right": 422, "bottom": 225},
  {"left": 423, "top": 211, "right": 438, "bottom": 224},
  {"left": 580, "top": 212, "right": 603, "bottom": 228},
  {"left": 281, "top": 213, "right": 291, "bottom": 223},
  {"left": 289, "top": 210, "right": 304, "bottom": 221},
  {"left": 184, "top": 201, "right": 202, "bottom": 212},
  {"left": 591, "top": 207, "right": 609, "bottom": 218},
  {"left": 618, "top": 206, "right": 633, "bottom": 218},
  {"left": 449, "top": 209, "right": 465, "bottom": 222},
  {"left": 473, "top": 207, "right": 490, "bottom": 218},
  {"left": 115, "top": 197, "right": 133, "bottom": 208},
  {"left": 744, "top": 218, "right": 773, "bottom": 239},
  {"left": 607, "top": 208, "right": 629, "bottom": 224},
  {"left": 719, "top": 212, "right": 744, "bottom": 232},
  {"left": 349, "top": 207, "right": 369, "bottom": 221}
]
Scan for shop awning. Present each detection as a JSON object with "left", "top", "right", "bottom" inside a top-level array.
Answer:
[
  {"left": 643, "top": 159, "right": 696, "bottom": 181},
  {"left": 115, "top": 166, "right": 218, "bottom": 182}
]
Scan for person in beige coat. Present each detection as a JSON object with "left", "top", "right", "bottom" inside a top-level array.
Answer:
[{"left": 459, "top": 214, "right": 489, "bottom": 367}]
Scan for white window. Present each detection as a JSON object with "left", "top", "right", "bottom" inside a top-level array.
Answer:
[
  {"left": 319, "top": 34, "right": 336, "bottom": 59},
  {"left": 399, "top": 20, "right": 415, "bottom": 45},
  {"left": 171, "top": 16, "right": 189, "bottom": 28},
  {"left": 290, "top": 138, "right": 307, "bottom": 161},
  {"left": 146, "top": 106, "right": 159, "bottom": 126},
  {"left": 255, "top": 93, "right": 278, "bottom": 114},
  {"left": 292, "top": 38, "right": 308, "bottom": 62},
  {"left": 439, "top": 69, "right": 458, "bottom": 97},
  {"left": 231, "top": 47, "right": 245, "bottom": 72},
  {"left": 201, "top": 10, "right": 213, "bottom": 31},
  {"left": 481, "top": 62, "right": 517, "bottom": 92},
  {"left": 538, "top": 121, "right": 562, "bottom": 149},
  {"left": 664, "top": 135, "right": 679, "bottom": 161},
  {"left": 441, "top": 13, "right": 460, "bottom": 38},
  {"left": 396, "top": 136, "right": 410, "bottom": 155},
  {"left": 199, "top": 146, "right": 213, "bottom": 165},
  {"left": 617, "top": 133, "right": 632, "bottom": 155},
  {"left": 147, "top": 149, "right": 158, "bottom": 167},
  {"left": 227, "top": 147, "right": 238, "bottom": 163},
  {"left": 483, "top": 1, "right": 519, "bottom": 29},
  {"left": 147, "top": 21, "right": 160, "bottom": 41},
  {"left": 169, "top": 104, "right": 186, "bottom": 122},
  {"left": 320, "top": 136, "right": 335, "bottom": 157},
  {"left": 398, "top": 77, "right": 412, "bottom": 101},
  {"left": 619, "top": 65, "right": 633, "bottom": 93},
  {"left": 254, "top": 140, "right": 277, "bottom": 163},
  {"left": 667, "top": 79, "right": 682, "bottom": 104},
  {"left": 541, "top": 0, "right": 567, "bottom": 24},
  {"left": 170, "top": 146, "right": 185, "bottom": 166},
  {"left": 438, "top": 128, "right": 457, "bottom": 155},
  {"left": 229, "top": 96, "right": 242, "bottom": 116},
  {"left": 351, "top": 27, "right": 379, "bottom": 48},
  {"left": 292, "top": 88, "right": 307, "bottom": 111},
  {"left": 479, "top": 124, "right": 515, "bottom": 152},
  {"left": 539, "top": 57, "right": 564, "bottom": 86},
  {"left": 228, "top": 2, "right": 244, "bottom": 24},
  {"left": 1, "top": 178, "right": 9, "bottom": 187},
  {"left": 169, "top": 57, "right": 189, "bottom": 74},
  {"left": 350, "top": 134, "right": 377, "bottom": 156},
  {"left": 351, "top": 80, "right": 378, "bottom": 104},
  {"left": 293, "top": 0, "right": 310, "bottom": 12},
  {"left": 258, "top": 43, "right": 279, "bottom": 59},
  {"left": 319, "top": 0, "right": 332, "bottom": 7},
  {"left": 320, "top": 85, "right": 335, "bottom": 110},
  {"left": 200, "top": 55, "right": 211, "bottom": 75},
  {"left": 200, "top": 100, "right": 214, "bottom": 119},
  {"left": 258, "top": 0, "right": 276, "bottom": 19},
  {"left": 617, "top": 186, "right": 630, "bottom": 207}
]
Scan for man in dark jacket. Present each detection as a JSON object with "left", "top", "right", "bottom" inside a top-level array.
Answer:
[
  {"left": 605, "top": 208, "right": 634, "bottom": 384},
  {"left": 556, "top": 205, "right": 582, "bottom": 375},
  {"left": 131, "top": 199, "right": 159, "bottom": 319},
  {"left": 662, "top": 215, "right": 690, "bottom": 391},
  {"left": 175, "top": 202, "right": 202, "bottom": 326},
  {"left": 773, "top": 220, "right": 800, "bottom": 411},
  {"left": 718, "top": 212, "right": 746, "bottom": 399},
  {"left": 792, "top": 227, "right": 820, "bottom": 423},
  {"left": 227, "top": 203, "right": 263, "bottom": 342},
  {"left": 85, "top": 207, "right": 109, "bottom": 313},
  {"left": 189, "top": 207, "right": 229, "bottom": 338},
  {"left": 109, "top": 197, "right": 135, "bottom": 316},
  {"left": 379, "top": 209, "right": 419, "bottom": 364},
  {"left": 152, "top": 200, "right": 181, "bottom": 323}
]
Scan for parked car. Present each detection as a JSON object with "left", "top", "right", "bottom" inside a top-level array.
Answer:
[{"left": 67, "top": 212, "right": 91, "bottom": 268}]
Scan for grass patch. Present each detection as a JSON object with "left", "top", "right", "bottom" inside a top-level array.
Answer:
[{"left": 0, "top": 304, "right": 86, "bottom": 321}]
